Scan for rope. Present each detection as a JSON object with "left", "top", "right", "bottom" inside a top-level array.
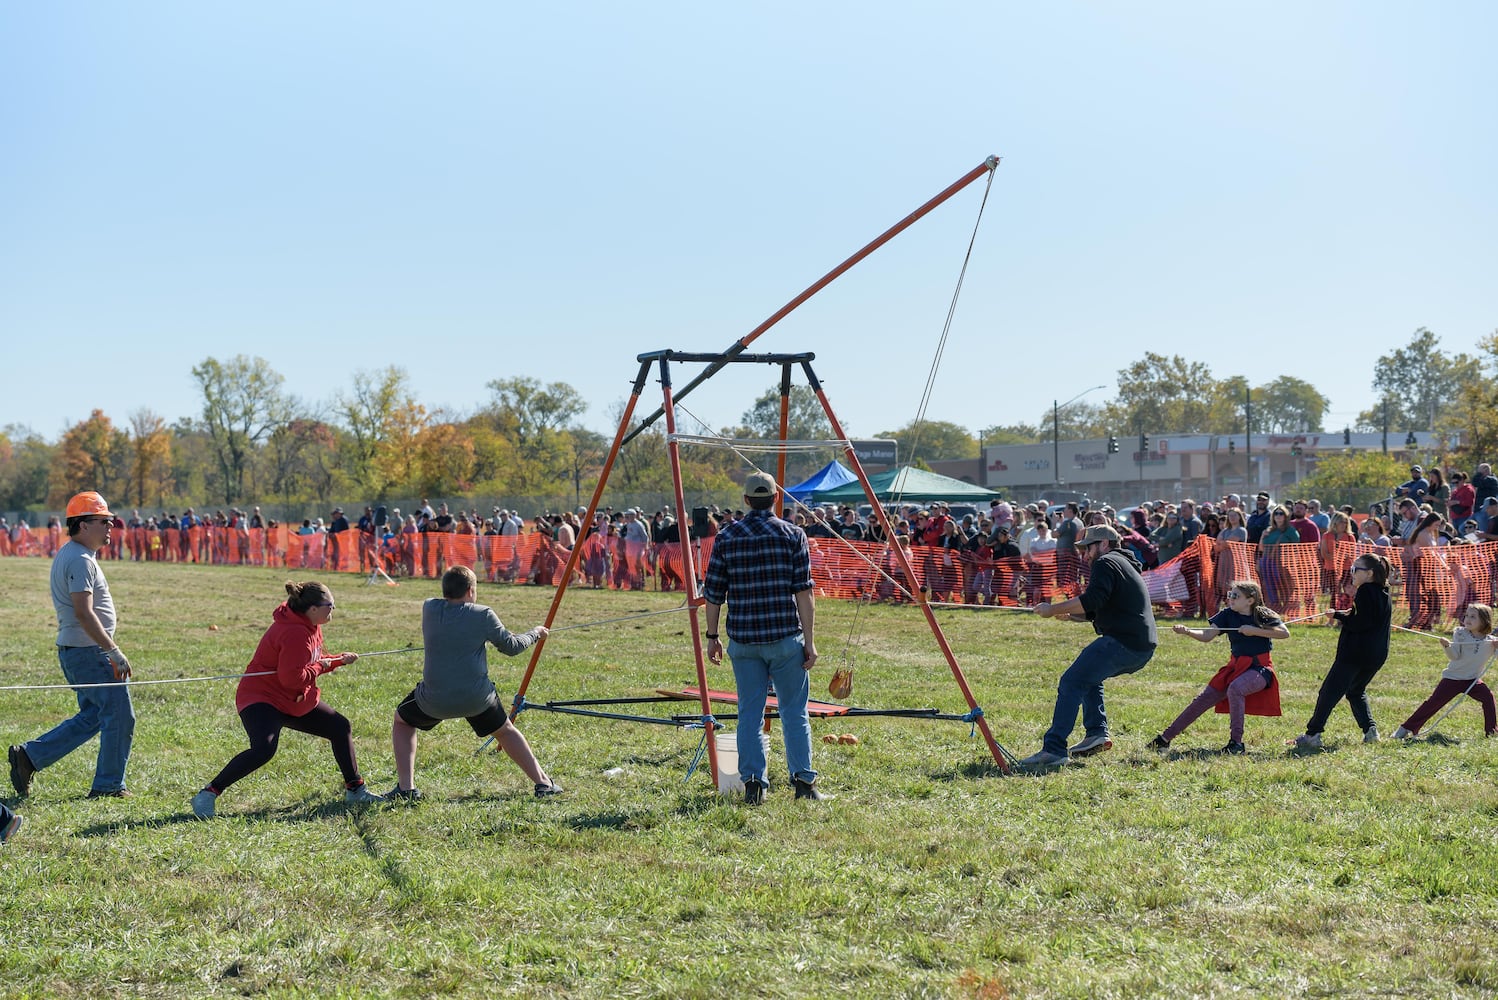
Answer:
[
  {"left": 927, "top": 600, "right": 1035, "bottom": 612},
  {"left": 0, "top": 670, "right": 274, "bottom": 692},
  {"left": 673, "top": 400, "right": 919, "bottom": 605},
  {"left": 666, "top": 434, "right": 856, "bottom": 453},
  {"left": 891, "top": 166, "right": 995, "bottom": 508},
  {"left": 547, "top": 602, "right": 691, "bottom": 633},
  {"left": 0, "top": 645, "right": 424, "bottom": 693},
  {"left": 1392, "top": 624, "right": 1446, "bottom": 639}
]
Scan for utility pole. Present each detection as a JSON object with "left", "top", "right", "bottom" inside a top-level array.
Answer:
[
  {"left": 1053, "top": 399, "right": 1060, "bottom": 490},
  {"left": 1382, "top": 399, "right": 1389, "bottom": 454},
  {"left": 1244, "top": 385, "right": 1252, "bottom": 493}
]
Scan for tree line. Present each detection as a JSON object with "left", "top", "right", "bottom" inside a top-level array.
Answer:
[{"left": 2, "top": 328, "right": 1492, "bottom": 512}]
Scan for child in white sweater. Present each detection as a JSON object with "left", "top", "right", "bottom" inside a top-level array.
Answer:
[{"left": 1392, "top": 603, "right": 1498, "bottom": 738}]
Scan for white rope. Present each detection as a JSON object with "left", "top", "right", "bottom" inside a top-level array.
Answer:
[
  {"left": 673, "top": 400, "right": 918, "bottom": 605},
  {"left": 548, "top": 603, "right": 691, "bottom": 632},
  {"left": 891, "top": 166, "right": 996, "bottom": 508},
  {"left": 0, "top": 645, "right": 424, "bottom": 693},
  {"left": 666, "top": 434, "right": 856, "bottom": 453},
  {"left": 0, "top": 670, "right": 274, "bottom": 692},
  {"left": 928, "top": 600, "right": 1035, "bottom": 612}
]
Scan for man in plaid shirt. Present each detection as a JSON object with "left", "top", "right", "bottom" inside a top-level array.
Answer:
[{"left": 703, "top": 471, "right": 823, "bottom": 803}]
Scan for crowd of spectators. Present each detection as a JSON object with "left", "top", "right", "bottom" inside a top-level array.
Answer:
[{"left": 3, "top": 459, "right": 1496, "bottom": 630}]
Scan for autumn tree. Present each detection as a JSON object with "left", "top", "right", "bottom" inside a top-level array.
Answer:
[
  {"left": 1452, "top": 329, "right": 1498, "bottom": 462},
  {"left": 191, "top": 355, "right": 292, "bottom": 503},
  {"left": 0, "top": 425, "right": 54, "bottom": 511},
  {"left": 739, "top": 385, "right": 834, "bottom": 441},
  {"left": 1102, "top": 354, "right": 1218, "bottom": 436},
  {"left": 414, "top": 422, "right": 477, "bottom": 497},
  {"left": 481, "top": 377, "right": 587, "bottom": 493},
  {"left": 126, "top": 409, "right": 173, "bottom": 508},
  {"left": 48, "top": 410, "right": 128, "bottom": 506},
  {"left": 1356, "top": 328, "right": 1483, "bottom": 433},
  {"left": 335, "top": 366, "right": 417, "bottom": 497},
  {"left": 979, "top": 422, "right": 1042, "bottom": 445},
  {"left": 874, "top": 419, "right": 978, "bottom": 463},
  {"left": 264, "top": 419, "right": 338, "bottom": 508},
  {"left": 1293, "top": 451, "right": 1410, "bottom": 512},
  {"left": 1251, "top": 376, "right": 1330, "bottom": 434}
]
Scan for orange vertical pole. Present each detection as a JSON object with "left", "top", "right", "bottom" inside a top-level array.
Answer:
[
  {"left": 511, "top": 361, "right": 654, "bottom": 712},
  {"left": 656, "top": 356, "right": 719, "bottom": 786},
  {"left": 802, "top": 360, "right": 1011, "bottom": 774},
  {"left": 775, "top": 363, "right": 792, "bottom": 492}
]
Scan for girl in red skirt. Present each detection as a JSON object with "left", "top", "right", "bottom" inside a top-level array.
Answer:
[{"left": 1149, "top": 579, "right": 1289, "bottom": 754}]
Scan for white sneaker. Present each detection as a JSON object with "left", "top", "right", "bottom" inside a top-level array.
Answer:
[
  {"left": 1391, "top": 726, "right": 1413, "bottom": 740},
  {"left": 190, "top": 788, "right": 217, "bottom": 819},
  {"left": 1363, "top": 726, "right": 1380, "bottom": 744},
  {"left": 344, "top": 784, "right": 386, "bottom": 805},
  {"left": 1294, "top": 732, "right": 1322, "bottom": 750},
  {"left": 1018, "top": 749, "right": 1070, "bottom": 768},
  {"left": 1068, "top": 733, "right": 1113, "bottom": 757}
]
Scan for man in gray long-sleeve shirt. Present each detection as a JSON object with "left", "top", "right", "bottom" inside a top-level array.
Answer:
[{"left": 389, "top": 565, "right": 562, "bottom": 799}]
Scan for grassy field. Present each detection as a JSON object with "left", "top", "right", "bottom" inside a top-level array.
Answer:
[{"left": 1, "top": 557, "right": 1496, "bottom": 999}]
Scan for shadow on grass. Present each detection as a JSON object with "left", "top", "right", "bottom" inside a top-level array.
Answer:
[
  {"left": 72, "top": 794, "right": 374, "bottom": 838},
  {"left": 951, "top": 759, "right": 1013, "bottom": 781}
]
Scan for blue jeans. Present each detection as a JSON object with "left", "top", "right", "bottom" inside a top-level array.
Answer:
[
  {"left": 1043, "top": 636, "right": 1154, "bottom": 755},
  {"left": 24, "top": 646, "right": 136, "bottom": 793},
  {"left": 727, "top": 634, "right": 815, "bottom": 784}
]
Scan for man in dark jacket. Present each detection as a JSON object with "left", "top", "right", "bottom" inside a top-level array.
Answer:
[{"left": 1021, "top": 524, "right": 1158, "bottom": 767}]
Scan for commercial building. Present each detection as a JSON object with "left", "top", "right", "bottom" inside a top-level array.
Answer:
[{"left": 960, "top": 431, "right": 1441, "bottom": 506}]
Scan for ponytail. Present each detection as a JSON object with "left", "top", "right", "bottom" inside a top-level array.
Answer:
[{"left": 284, "top": 580, "right": 331, "bottom": 614}]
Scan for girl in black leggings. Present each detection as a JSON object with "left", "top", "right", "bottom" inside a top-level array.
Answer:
[
  {"left": 1294, "top": 553, "right": 1393, "bottom": 749},
  {"left": 190, "top": 581, "right": 383, "bottom": 818}
]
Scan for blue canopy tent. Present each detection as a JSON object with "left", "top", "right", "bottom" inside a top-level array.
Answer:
[{"left": 784, "top": 460, "right": 858, "bottom": 502}]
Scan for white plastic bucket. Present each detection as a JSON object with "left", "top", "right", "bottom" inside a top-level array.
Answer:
[{"left": 715, "top": 729, "right": 772, "bottom": 795}]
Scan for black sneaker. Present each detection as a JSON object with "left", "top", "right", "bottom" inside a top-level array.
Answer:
[
  {"left": 86, "top": 788, "right": 131, "bottom": 799},
  {"left": 386, "top": 786, "right": 423, "bottom": 802},
  {"left": 1222, "top": 741, "right": 1246, "bottom": 755},
  {"left": 1147, "top": 736, "right": 1171, "bottom": 751},
  {"left": 8, "top": 745, "right": 35, "bottom": 797},
  {"left": 534, "top": 782, "right": 564, "bottom": 798},
  {"left": 743, "top": 778, "right": 765, "bottom": 805},
  {"left": 792, "top": 778, "right": 829, "bottom": 801}
]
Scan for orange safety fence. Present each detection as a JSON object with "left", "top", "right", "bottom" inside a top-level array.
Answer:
[{"left": 4, "top": 524, "right": 1494, "bottom": 630}]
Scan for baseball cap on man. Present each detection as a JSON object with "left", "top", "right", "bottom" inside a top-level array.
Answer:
[
  {"left": 1485, "top": 497, "right": 1498, "bottom": 509},
  {"left": 743, "top": 471, "right": 777, "bottom": 499},
  {"left": 65, "top": 491, "right": 114, "bottom": 519},
  {"left": 1411, "top": 465, "right": 1424, "bottom": 474},
  {"left": 1075, "top": 524, "right": 1121, "bottom": 548}
]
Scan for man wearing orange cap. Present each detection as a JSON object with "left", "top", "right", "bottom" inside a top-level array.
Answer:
[{"left": 9, "top": 491, "right": 136, "bottom": 799}]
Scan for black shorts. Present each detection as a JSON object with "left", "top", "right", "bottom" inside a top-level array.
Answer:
[{"left": 396, "top": 688, "right": 507, "bottom": 737}]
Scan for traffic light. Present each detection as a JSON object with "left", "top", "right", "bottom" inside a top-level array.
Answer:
[
  {"left": 1343, "top": 427, "right": 1351, "bottom": 446},
  {"left": 1291, "top": 444, "right": 1302, "bottom": 457},
  {"left": 1139, "top": 433, "right": 1149, "bottom": 453},
  {"left": 1405, "top": 431, "right": 1418, "bottom": 447},
  {"left": 1228, "top": 440, "right": 1236, "bottom": 455},
  {"left": 1107, "top": 435, "right": 1119, "bottom": 454}
]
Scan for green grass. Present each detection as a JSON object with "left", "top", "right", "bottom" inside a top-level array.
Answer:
[{"left": 1, "top": 558, "right": 1496, "bottom": 998}]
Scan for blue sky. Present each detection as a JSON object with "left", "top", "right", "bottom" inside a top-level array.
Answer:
[{"left": 3, "top": 4, "right": 1493, "bottom": 450}]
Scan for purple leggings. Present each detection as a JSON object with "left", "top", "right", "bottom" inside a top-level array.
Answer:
[
  {"left": 1401, "top": 677, "right": 1497, "bottom": 735},
  {"left": 1163, "top": 668, "right": 1271, "bottom": 744}
]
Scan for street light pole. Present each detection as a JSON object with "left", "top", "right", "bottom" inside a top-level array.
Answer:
[{"left": 1053, "top": 385, "right": 1107, "bottom": 490}]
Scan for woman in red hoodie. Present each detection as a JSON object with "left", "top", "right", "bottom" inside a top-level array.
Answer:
[{"left": 190, "top": 581, "right": 382, "bottom": 818}]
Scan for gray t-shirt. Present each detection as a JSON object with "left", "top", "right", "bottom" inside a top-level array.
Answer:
[
  {"left": 52, "top": 539, "right": 115, "bottom": 647},
  {"left": 415, "top": 598, "right": 540, "bottom": 719}
]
